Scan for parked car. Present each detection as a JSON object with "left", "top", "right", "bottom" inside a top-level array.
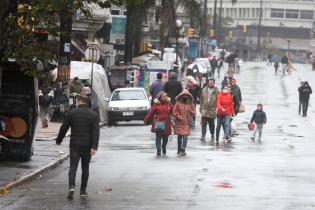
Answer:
[
  {"left": 106, "top": 88, "right": 150, "bottom": 126},
  {"left": 194, "top": 58, "right": 211, "bottom": 75}
]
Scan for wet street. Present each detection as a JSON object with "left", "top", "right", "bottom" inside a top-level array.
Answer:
[{"left": 1, "top": 62, "right": 315, "bottom": 210}]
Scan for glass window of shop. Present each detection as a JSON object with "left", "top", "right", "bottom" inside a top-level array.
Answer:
[{"left": 300, "top": 10, "right": 314, "bottom": 19}]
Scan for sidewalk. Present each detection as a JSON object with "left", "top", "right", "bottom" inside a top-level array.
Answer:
[
  {"left": 36, "top": 121, "right": 63, "bottom": 141},
  {"left": 0, "top": 121, "right": 69, "bottom": 195}
]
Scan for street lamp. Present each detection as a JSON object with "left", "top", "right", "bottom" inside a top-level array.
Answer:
[{"left": 175, "top": 19, "right": 182, "bottom": 74}]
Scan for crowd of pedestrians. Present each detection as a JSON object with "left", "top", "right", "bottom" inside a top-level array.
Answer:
[{"left": 144, "top": 55, "right": 256, "bottom": 156}]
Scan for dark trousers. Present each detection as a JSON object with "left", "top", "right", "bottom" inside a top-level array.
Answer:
[
  {"left": 69, "top": 148, "right": 91, "bottom": 191},
  {"left": 299, "top": 99, "right": 302, "bottom": 115},
  {"left": 301, "top": 99, "right": 309, "bottom": 116},
  {"left": 201, "top": 117, "right": 215, "bottom": 137},
  {"left": 155, "top": 133, "right": 169, "bottom": 151}
]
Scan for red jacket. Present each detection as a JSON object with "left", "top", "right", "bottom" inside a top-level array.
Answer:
[
  {"left": 144, "top": 100, "right": 173, "bottom": 135},
  {"left": 216, "top": 92, "right": 235, "bottom": 115}
]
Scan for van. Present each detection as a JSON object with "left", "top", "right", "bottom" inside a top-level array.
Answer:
[{"left": 0, "top": 62, "right": 38, "bottom": 161}]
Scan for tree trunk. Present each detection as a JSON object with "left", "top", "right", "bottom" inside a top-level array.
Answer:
[
  {"left": 124, "top": 5, "right": 144, "bottom": 63},
  {"left": 159, "top": 0, "right": 176, "bottom": 51}
]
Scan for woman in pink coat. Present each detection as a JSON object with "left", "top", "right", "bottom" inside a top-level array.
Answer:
[{"left": 173, "top": 90, "right": 196, "bottom": 155}]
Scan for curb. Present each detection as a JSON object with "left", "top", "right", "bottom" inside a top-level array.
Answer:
[
  {"left": 0, "top": 153, "right": 69, "bottom": 192},
  {"left": 35, "top": 132, "right": 70, "bottom": 141}
]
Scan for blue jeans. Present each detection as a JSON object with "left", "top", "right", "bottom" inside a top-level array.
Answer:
[
  {"left": 216, "top": 115, "right": 232, "bottom": 141},
  {"left": 178, "top": 135, "right": 188, "bottom": 151},
  {"left": 155, "top": 132, "right": 169, "bottom": 151}
]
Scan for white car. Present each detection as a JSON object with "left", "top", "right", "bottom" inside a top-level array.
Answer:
[
  {"left": 194, "top": 58, "right": 211, "bottom": 75},
  {"left": 106, "top": 88, "right": 150, "bottom": 126}
]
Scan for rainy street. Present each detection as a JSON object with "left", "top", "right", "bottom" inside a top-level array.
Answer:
[{"left": 1, "top": 62, "right": 315, "bottom": 210}]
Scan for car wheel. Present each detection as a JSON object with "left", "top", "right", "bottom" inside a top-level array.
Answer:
[{"left": 108, "top": 118, "right": 115, "bottom": 127}]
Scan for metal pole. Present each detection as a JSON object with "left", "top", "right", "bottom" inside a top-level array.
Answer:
[
  {"left": 213, "top": 0, "right": 218, "bottom": 32},
  {"left": 257, "top": 0, "right": 263, "bottom": 58},
  {"left": 203, "top": 0, "right": 208, "bottom": 57},
  {"left": 217, "top": 0, "right": 223, "bottom": 45}
]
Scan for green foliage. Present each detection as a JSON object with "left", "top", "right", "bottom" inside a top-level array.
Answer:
[{"left": 0, "top": 0, "right": 122, "bottom": 77}]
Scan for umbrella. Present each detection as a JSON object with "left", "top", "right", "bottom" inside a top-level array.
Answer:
[{"left": 187, "top": 63, "right": 207, "bottom": 74}]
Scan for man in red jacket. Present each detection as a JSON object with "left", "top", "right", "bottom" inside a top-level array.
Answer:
[{"left": 216, "top": 85, "right": 235, "bottom": 143}]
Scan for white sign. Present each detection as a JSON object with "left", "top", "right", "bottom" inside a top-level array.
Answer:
[
  {"left": 64, "top": 43, "right": 71, "bottom": 53},
  {"left": 146, "top": 61, "right": 172, "bottom": 70}
]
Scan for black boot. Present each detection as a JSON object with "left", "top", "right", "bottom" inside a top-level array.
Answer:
[{"left": 162, "top": 147, "right": 166, "bottom": 155}]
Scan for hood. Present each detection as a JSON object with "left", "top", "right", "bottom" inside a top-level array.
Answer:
[
  {"left": 175, "top": 89, "right": 194, "bottom": 102},
  {"left": 154, "top": 97, "right": 171, "bottom": 104}
]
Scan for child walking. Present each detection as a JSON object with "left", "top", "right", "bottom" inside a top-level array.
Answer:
[{"left": 250, "top": 104, "right": 267, "bottom": 142}]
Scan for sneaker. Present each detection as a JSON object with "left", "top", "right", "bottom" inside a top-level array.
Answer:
[
  {"left": 251, "top": 137, "right": 255, "bottom": 142},
  {"left": 200, "top": 136, "right": 205, "bottom": 141},
  {"left": 210, "top": 135, "right": 215, "bottom": 141},
  {"left": 67, "top": 188, "right": 75, "bottom": 200},
  {"left": 157, "top": 150, "right": 161, "bottom": 156},
  {"left": 181, "top": 150, "right": 186, "bottom": 156},
  {"left": 80, "top": 190, "right": 88, "bottom": 197}
]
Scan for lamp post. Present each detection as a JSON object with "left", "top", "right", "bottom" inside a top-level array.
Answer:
[
  {"left": 175, "top": 19, "right": 182, "bottom": 74},
  {"left": 287, "top": 39, "right": 291, "bottom": 51},
  {"left": 85, "top": 41, "right": 100, "bottom": 98}
]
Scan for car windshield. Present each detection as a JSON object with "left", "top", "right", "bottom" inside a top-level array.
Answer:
[{"left": 111, "top": 90, "right": 147, "bottom": 101}]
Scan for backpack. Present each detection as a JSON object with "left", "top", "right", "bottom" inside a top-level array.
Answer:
[{"left": 39, "top": 94, "right": 52, "bottom": 106}]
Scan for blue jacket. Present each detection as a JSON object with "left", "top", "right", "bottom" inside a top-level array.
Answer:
[
  {"left": 150, "top": 80, "right": 164, "bottom": 100},
  {"left": 250, "top": 109, "right": 267, "bottom": 124}
]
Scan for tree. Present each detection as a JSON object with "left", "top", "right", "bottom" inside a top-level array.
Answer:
[
  {"left": 0, "top": 0, "right": 122, "bottom": 76},
  {"left": 124, "top": 0, "right": 155, "bottom": 63}
]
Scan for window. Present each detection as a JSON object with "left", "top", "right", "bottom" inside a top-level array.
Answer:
[
  {"left": 123, "top": 10, "right": 127, "bottom": 16},
  {"left": 300, "top": 10, "right": 314, "bottom": 19},
  {"left": 111, "top": 90, "right": 146, "bottom": 101},
  {"left": 111, "top": 10, "right": 120, "bottom": 15},
  {"left": 271, "top": 9, "right": 284, "bottom": 18},
  {"left": 285, "top": 9, "right": 299, "bottom": 19}
]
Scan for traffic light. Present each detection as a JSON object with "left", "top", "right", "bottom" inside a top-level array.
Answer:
[
  {"left": 243, "top": 24, "right": 247, "bottom": 32},
  {"left": 229, "top": 31, "right": 233, "bottom": 39},
  {"left": 188, "top": 27, "right": 194, "bottom": 38},
  {"left": 210, "top": 29, "right": 215, "bottom": 37}
]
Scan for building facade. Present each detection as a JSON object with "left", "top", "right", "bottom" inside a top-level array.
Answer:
[
  {"left": 208, "top": 0, "right": 315, "bottom": 28},
  {"left": 207, "top": 0, "right": 315, "bottom": 61}
]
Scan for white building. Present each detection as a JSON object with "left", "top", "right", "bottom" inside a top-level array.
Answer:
[{"left": 207, "top": 0, "right": 315, "bottom": 28}]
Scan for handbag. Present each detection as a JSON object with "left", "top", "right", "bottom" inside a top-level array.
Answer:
[
  {"left": 154, "top": 105, "right": 170, "bottom": 132},
  {"left": 248, "top": 122, "right": 255, "bottom": 131},
  {"left": 155, "top": 121, "right": 166, "bottom": 132},
  {"left": 238, "top": 103, "right": 245, "bottom": 113},
  {"left": 188, "top": 114, "right": 195, "bottom": 128}
]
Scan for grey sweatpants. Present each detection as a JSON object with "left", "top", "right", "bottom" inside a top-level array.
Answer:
[
  {"left": 39, "top": 105, "right": 49, "bottom": 126},
  {"left": 253, "top": 123, "right": 264, "bottom": 140}
]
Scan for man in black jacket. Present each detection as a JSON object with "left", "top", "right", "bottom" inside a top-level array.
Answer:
[
  {"left": 163, "top": 72, "right": 183, "bottom": 105},
  {"left": 229, "top": 78, "right": 242, "bottom": 115},
  {"left": 56, "top": 95, "right": 100, "bottom": 199},
  {"left": 299, "top": 81, "right": 312, "bottom": 117}
]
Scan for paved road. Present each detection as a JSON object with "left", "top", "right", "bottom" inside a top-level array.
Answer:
[{"left": 1, "top": 62, "right": 315, "bottom": 210}]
